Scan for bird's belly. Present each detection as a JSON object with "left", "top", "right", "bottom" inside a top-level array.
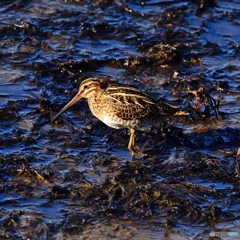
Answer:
[
  {"left": 101, "top": 115, "right": 125, "bottom": 129},
  {"left": 101, "top": 114, "right": 153, "bottom": 131}
]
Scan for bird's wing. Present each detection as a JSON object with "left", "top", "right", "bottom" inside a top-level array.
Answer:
[{"left": 104, "top": 86, "right": 158, "bottom": 120}]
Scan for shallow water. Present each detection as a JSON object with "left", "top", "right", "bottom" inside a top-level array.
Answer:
[{"left": 0, "top": 0, "right": 240, "bottom": 239}]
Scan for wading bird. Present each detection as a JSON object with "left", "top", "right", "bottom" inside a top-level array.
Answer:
[{"left": 51, "top": 78, "right": 180, "bottom": 156}]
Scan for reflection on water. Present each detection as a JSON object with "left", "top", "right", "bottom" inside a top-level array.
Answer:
[{"left": 0, "top": 0, "right": 240, "bottom": 239}]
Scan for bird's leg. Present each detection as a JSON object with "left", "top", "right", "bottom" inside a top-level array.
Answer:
[{"left": 128, "top": 128, "right": 146, "bottom": 157}]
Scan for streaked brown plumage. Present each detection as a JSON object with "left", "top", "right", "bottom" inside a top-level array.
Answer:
[{"left": 51, "top": 78, "right": 179, "bottom": 156}]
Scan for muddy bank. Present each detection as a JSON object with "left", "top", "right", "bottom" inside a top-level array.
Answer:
[{"left": 0, "top": 0, "right": 240, "bottom": 239}]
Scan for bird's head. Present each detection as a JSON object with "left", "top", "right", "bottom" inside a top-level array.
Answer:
[{"left": 51, "top": 78, "right": 107, "bottom": 122}]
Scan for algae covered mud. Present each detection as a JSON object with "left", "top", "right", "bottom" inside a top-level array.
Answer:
[{"left": 0, "top": 0, "right": 240, "bottom": 239}]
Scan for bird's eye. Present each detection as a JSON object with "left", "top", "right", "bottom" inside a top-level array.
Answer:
[{"left": 84, "top": 85, "right": 89, "bottom": 89}]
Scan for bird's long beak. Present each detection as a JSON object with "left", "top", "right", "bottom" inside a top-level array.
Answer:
[{"left": 51, "top": 92, "right": 82, "bottom": 122}]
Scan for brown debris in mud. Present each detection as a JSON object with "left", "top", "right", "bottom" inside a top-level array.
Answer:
[{"left": 189, "top": 87, "right": 222, "bottom": 117}]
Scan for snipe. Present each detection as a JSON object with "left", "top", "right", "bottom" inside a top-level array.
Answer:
[{"left": 51, "top": 78, "right": 180, "bottom": 156}]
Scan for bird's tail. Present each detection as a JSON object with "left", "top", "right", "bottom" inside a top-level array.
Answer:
[
  {"left": 157, "top": 102, "right": 189, "bottom": 116},
  {"left": 157, "top": 102, "right": 180, "bottom": 115}
]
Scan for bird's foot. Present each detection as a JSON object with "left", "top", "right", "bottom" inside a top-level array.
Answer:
[{"left": 129, "top": 145, "right": 147, "bottom": 157}]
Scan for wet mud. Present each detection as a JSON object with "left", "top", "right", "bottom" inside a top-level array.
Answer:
[{"left": 0, "top": 0, "right": 240, "bottom": 239}]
